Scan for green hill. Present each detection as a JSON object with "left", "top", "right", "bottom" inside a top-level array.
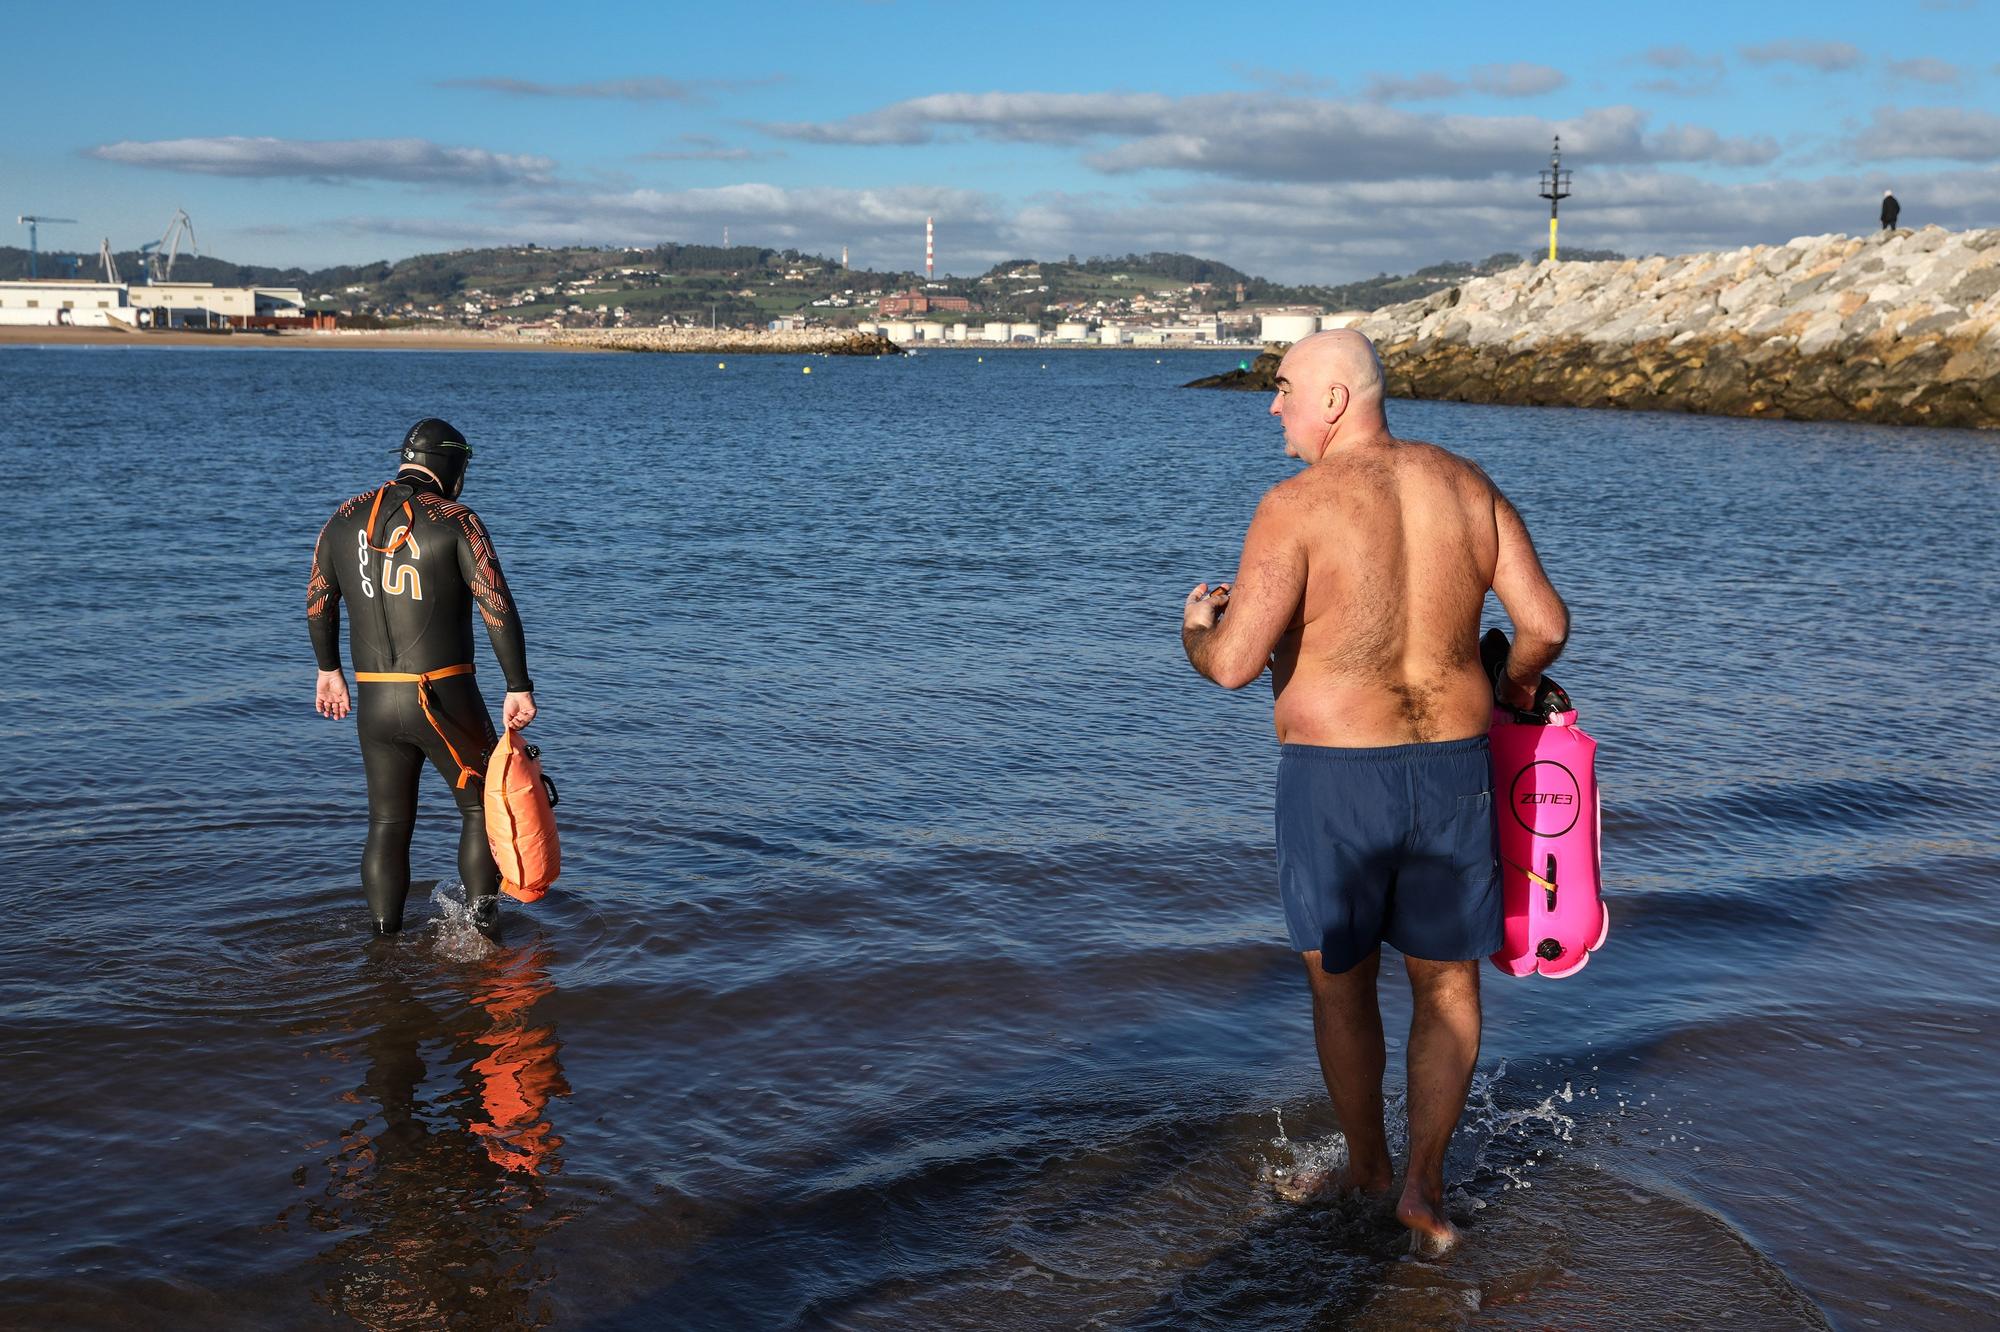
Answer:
[{"left": 0, "top": 242, "right": 1627, "bottom": 326}]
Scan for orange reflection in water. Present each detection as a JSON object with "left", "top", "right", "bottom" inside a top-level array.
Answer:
[{"left": 464, "top": 945, "right": 568, "bottom": 1176}]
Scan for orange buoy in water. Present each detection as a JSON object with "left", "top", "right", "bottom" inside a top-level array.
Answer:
[{"left": 485, "top": 728, "right": 560, "bottom": 902}]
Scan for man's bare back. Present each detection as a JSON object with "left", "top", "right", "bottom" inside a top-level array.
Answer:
[{"left": 1264, "top": 439, "right": 1498, "bottom": 746}]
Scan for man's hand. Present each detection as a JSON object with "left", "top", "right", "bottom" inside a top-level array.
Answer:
[
  {"left": 1495, "top": 668, "right": 1538, "bottom": 713},
  {"left": 315, "top": 669, "right": 351, "bottom": 720},
  {"left": 1183, "top": 582, "right": 1232, "bottom": 632},
  {"left": 503, "top": 691, "right": 538, "bottom": 731}
]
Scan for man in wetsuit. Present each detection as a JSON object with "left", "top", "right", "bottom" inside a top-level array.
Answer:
[
  {"left": 308, "top": 418, "right": 538, "bottom": 937},
  {"left": 1180, "top": 330, "right": 1568, "bottom": 1254}
]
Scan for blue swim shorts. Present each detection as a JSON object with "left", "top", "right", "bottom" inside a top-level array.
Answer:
[{"left": 1276, "top": 736, "right": 1502, "bottom": 974}]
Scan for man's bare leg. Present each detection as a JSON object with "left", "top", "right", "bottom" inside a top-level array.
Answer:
[
  {"left": 1299, "top": 949, "right": 1393, "bottom": 1194},
  {"left": 1397, "top": 956, "right": 1482, "bottom": 1253}
]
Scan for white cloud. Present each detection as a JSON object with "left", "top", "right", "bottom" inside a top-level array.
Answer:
[
  {"left": 1468, "top": 63, "right": 1570, "bottom": 97},
  {"left": 440, "top": 74, "right": 783, "bottom": 103},
  {"left": 1640, "top": 45, "right": 1715, "bottom": 71},
  {"left": 1634, "top": 45, "right": 1727, "bottom": 96},
  {"left": 763, "top": 92, "right": 1175, "bottom": 146},
  {"left": 1847, "top": 106, "right": 2000, "bottom": 161},
  {"left": 1367, "top": 62, "right": 1565, "bottom": 101},
  {"left": 440, "top": 76, "right": 709, "bottom": 101},
  {"left": 1364, "top": 71, "right": 1466, "bottom": 102},
  {"left": 764, "top": 93, "right": 1775, "bottom": 181},
  {"left": 641, "top": 134, "right": 783, "bottom": 162},
  {"left": 1882, "top": 57, "right": 1964, "bottom": 86},
  {"left": 85, "top": 136, "right": 554, "bottom": 186},
  {"left": 1738, "top": 40, "right": 1865, "bottom": 72},
  {"left": 1082, "top": 102, "right": 1777, "bottom": 179},
  {"left": 460, "top": 182, "right": 1003, "bottom": 269},
  {"left": 316, "top": 162, "right": 2000, "bottom": 285}
]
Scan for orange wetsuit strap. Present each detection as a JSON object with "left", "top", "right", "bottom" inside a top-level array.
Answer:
[
  {"left": 354, "top": 663, "right": 474, "bottom": 684},
  {"left": 351, "top": 664, "right": 482, "bottom": 787},
  {"left": 361, "top": 484, "right": 418, "bottom": 557},
  {"left": 413, "top": 666, "right": 481, "bottom": 788}
]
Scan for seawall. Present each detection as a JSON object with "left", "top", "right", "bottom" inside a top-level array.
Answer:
[
  {"left": 545, "top": 328, "right": 901, "bottom": 355},
  {"left": 1198, "top": 227, "right": 2000, "bottom": 429}
]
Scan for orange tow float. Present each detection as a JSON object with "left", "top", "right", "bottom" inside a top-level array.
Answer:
[{"left": 485, "top": 729, "right": 561, "bottom": 902}]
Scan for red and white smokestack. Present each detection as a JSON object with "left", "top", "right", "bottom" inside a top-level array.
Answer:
[{"left": 925, "top": 216, "right": 934, "bottom": 280}]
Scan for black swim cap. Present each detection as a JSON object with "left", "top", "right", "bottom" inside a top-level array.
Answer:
[{"left": 397, "top": 417, "right": 472, "bottom": 496}]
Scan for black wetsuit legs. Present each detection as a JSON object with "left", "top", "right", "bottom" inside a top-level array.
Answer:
[{"left": 357, "top": 677, "right": 500, "bottom": 933}]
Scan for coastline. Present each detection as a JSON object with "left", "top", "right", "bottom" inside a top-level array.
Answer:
[
  {"left": 0, "top": 326, "right": 603, "bottom": 352},
  {"left": 0, "top": 325, "right": 1257, "bottom": 356}
]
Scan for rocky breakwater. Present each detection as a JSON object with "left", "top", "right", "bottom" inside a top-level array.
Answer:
[
  {"left": 1336, "top": 227, "right": 2000, "bottom": 429},
  {"left": 545, "top": 327, "right": 900, "bottom": 355}
]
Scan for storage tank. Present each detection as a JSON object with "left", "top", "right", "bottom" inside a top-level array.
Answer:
[
  {"left": 914, "top": 320, "right": 945, "bottom": 341},
  {"left": 884, "top": 320, "right": 916, "bottom": 342},
  {"left": 1320, "top": 311, "right": 1367, "bottom": 331},
  {"left": 946, "top": 323, "right": 969, "bottom": 341},
  {"left": 1010, "top": 322, "right": 1041, "bottom": 342},
  {"left": 982, "top": 322, "right": 1010, "bottom": 342},
  {"left": 1055, "top": 322, "right": 1088, "bottom": 341},
  {"left": 1098, "top": 323, "right": 1123, "bottom": 346},
  {"left": 857, "top": 321, "right": 880, "bottom": 335},
  {"left": 1259, "top": 313, "right": 1321, "bottom": 343}
]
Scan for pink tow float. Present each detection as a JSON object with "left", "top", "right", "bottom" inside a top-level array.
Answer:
[{"left": 1481, "top": 629, "right": 1609, "bottom": 979}]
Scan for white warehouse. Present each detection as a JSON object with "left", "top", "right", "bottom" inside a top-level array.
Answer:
[{"left": 0, "top": 279, "right": 315, "bottom": 328}]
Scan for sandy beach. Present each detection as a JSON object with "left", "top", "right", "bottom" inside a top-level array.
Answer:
[{"left": 0, "top": 326, "right": 601, "bottom": 352}]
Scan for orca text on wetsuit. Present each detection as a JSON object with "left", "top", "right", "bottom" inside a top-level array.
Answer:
[{"left": 307, "top": 430, "right": 534, "bottom": 933}]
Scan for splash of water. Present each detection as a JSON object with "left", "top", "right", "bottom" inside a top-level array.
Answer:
[
  {"left": 1265, "top": 1059, "right": 1585, "bottom": 1207},
  {"left": 426, "top": 882, "right": 500, "bottom": 963}
]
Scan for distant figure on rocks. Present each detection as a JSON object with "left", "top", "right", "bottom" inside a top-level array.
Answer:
[
  {"left": 1179, "top": 330, "right": 1568, "bottom": 1255},
  {"left": 1881, "top": 190, "right": 1901, "bottom": 232}
]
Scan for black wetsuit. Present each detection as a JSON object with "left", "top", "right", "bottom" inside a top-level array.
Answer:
[{"left": 308, "top": 473, "right": 533, "bottom": 931}]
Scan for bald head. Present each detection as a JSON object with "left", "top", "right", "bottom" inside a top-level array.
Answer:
[{"left": 1280, "top": 329, "right": 1385, "bottom": 409}]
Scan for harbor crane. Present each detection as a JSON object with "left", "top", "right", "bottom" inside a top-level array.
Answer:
[
  {"left": 99, "top": 238, "right": 120, "bottom": 284},
  {"left": 147, "top": 209, "right": 198, "bottom": 282},
  {"left": 17, "top": 215, "right": 78, "bottom": 278}
]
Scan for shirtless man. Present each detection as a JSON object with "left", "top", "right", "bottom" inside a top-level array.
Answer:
[{"left": 1180, "top": 330, "right": 1568, "bottom": 1253}]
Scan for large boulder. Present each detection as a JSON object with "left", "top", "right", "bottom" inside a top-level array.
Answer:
[{"left": 1185, "top": 347, "right": 1284, "bottom": 390}]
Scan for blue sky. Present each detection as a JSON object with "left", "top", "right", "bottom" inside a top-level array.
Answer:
[{"left": 5, "top": 0, "right": 1998, "bottom": 282}]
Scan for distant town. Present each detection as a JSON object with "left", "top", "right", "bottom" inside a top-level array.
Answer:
[{"left": 0, "top": 215, "right": 1621, "bottom": 346}]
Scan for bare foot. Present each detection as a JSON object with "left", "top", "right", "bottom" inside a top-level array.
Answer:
[
  {"left": 1396, "top": 1191, "right": 1462, "bottom": 1257},
  {"left": 1274, "top": 1163, "right": 1393, "bottom": 1204}
]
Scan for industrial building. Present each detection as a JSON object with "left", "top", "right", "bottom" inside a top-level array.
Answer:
[
  {"left": 1257, "top": 312, "right": 1322, "bottom": 343},
  {"left": 0, "top": 278, "right": 327, "bottom": 330},
  {"left": 0, "top": 280, "right": 128, "bottom": 326},
  {"left": 876, "top": 288, "right": 972, "bottom": 317}
]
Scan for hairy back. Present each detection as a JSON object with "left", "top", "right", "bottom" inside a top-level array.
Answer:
[{"left": 1270, "top": 440, "right": 1498, "bottom": 745}]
